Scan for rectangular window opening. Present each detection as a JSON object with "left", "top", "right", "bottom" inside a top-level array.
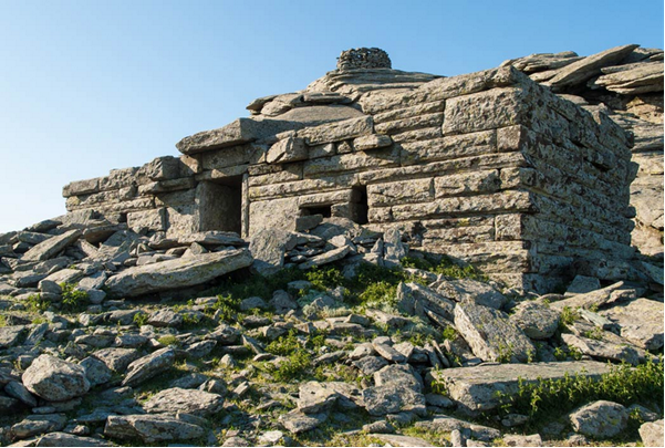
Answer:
[
  {"left": 200, "top": 176, "right": 243, "bottom": 234},
  {"left": 351, "top": 185, "right": 369, "bottom": 225},
  {"left": 301, "top": 205, "right": 332, "bottom": 218}
]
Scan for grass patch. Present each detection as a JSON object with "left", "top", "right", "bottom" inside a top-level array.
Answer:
[
  {"left": 402, "top": 254, "right": 488, "bottom": 282},
  {"left": 60, "top": 282, "right": 89, "bottom": 313},
  {"left": 495, "top": 358, "right": 664, "bottom": 422}
]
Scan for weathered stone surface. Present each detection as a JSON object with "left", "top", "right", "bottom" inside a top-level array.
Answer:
[
  {"left": 104, "top": 414, "right": 205, "bottom": 443},
  {"left": 353, "top": 134, "right": 392, "bottom": 151},
  {"left": 640, "top": 419, "right": 664, "bottom": 447},
  {"left": 298, "top": 116, "right": 373, "bottom": 145},
  {"left": 569, "top": 400, "right": 628, "bottom": 439},
  {"left": 176, "top": 118, "right": 261, "bottom": 154},
  {"left": 414, "top": 415, "right": 501, "bottom": 441},
  {"left": 504, "top": 434, "right": 542, "bottom": 447},
  {"left": 429, "top": 361, "right": 611, "bottom": 412},
  {"left": 92, "top": 348, "right": 141, "bottom": 373},
  {"left": 371, "top": 434, "right": 434, "bottom": 447},
  {"left": 4, "top": 381, "right": 38, "bottom": 407},
  {"left": 373, "top": 364, "right": 423, "bottom": 392},
  {"left": 11, "top": 414, "right": 67, "bottom": 439},
  {"left": 80, "top": 356, "right": 113, "bottom": 387},
  {"left": 34, "top": 432, "right": 114, "bottom": 447},
  {"left": 122, "top": 347, "right": 175, "bottom": 386},
  {"left": 0, "top": 325, "right": 26, "bottom": 348},
  {"left": 105, "top": 249, "right": 252, "bottom": 298},
  {"left": 144, "top": 387, "right": 224, "bottom": 416},
  {"left": 593, "top": 62, "right": 664, "bottom": 95},
  {"left": 362, "top": 384, "right": 426, "bottom": 416},
  {"left": 22, "top": 230, "right": 81, "bottom": 262},
  {"left": 562, "top": 333, "right": 642, "bottom": 365},
  {"left": 279, "top": 410, "right": 327, "bottom": 434},
  {"left": 267, "top": 137, "right": 308, "bottom": 164},
  {"left": 510, "top": 301, "right": 560, "bottom": 339},
  {"left": 22, "top": 355, "right": 90, "bottom": 402},
  {"left": 600, "top": 298, "right": 664, "bottom": 350},
  {"left": 546, "top": 44, "right": 639, "bottom": 90},
  {"left": 435, "top": 278, "right": 507, "bottom": 309},
  {"left": 298, "top": 246, "right": 350, "bottom": 270},
  {"left": 454, "top": 301, "right": 535, "bottom": 363},
  {"left": 550, "top": 281, "right": 640, "bottom": 311}
]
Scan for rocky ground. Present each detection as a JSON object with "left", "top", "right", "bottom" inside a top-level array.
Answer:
[{"left": 1, "top": 216, "right": 663, "bottom": 447}]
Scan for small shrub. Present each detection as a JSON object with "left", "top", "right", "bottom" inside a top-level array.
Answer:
[
  {"left": 59, "top": 283, "right": 88, "bottom": 313},
  {"left": 305, "top": 266, "right": 346, "bottom": 291},
  {"left": 269, "top": 350, "right": 312, "bottom": 382},
  {"left": 358, "top": 281, "right": 397, "bottom": 307},
  {"left": 157, "top": 335, "right": 179, "bottom": 346},
  {"left": 25, "top": 294, "right": 50, "bottom": 313},
  {"left": 265, "top": 330, "right": 303, "bottom": 356},
  {"left": 133, "top": 312, "right": 148, "bottom": 327},
  {"left": 559, "top": 306, "right": 580, "bottom": 330},
  {"left": 442, "top": 326, "right": 458, "bottom": 341},
  {"left": 494, "top": 358, "right": 664, "bottom": 420}
]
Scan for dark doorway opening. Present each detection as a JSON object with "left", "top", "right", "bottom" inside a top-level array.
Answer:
[
  {"left": 199, "top": 176, "right": 243, "bottom": 234},
  {"left": 351, "top": 185, "right": 369, "bottom": 225}
]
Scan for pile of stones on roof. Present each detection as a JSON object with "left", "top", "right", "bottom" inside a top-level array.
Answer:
[{"left": 1, "top": 209, "right": 663, "bottom": 446}]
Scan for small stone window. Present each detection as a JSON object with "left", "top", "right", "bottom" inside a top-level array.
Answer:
[
  {"left": 351, "top": 185, "right": 369, "bottom": 225},
  {"left": 300, "top": 204, "right": 332, "bottom": 218}
]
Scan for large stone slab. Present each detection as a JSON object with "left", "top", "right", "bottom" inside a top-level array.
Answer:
[
  {"left": 429, "top": 361, "right": 611, "bottom": 412},
  {"left": 22, "top": 355, "right": 91, "bottom": 402},
  {"left": 122, "top": 347, "right": 175, "bottom": 386},
  {"left": 21, "top": 229, "right": 82, "bottom": 262},
  {"left": 105, "top": 249, "right": 252, "bottom": 298},
  {"left": 546, "top": 44, "right": 639, "bottom": 90},
  {"left": 176, "top": 118, "right": 260, "bottom": 154},
  {"left": 549, "top": 281, "right": 640, "bottom": 311},
  {"left": 600, "top": 298, "right": 664, "bottom": 350},
  {"left": 143, "top": 387, "right": 224, "bottom": 416},
  {"left": 104, "top": 414, "right": 205, "bottom": 443},
  {"left": 454, "top": 301, "right": 535, "bottom": 363},
  {"left": 298, "top": 116, "right": 373, "bottom": 145}
]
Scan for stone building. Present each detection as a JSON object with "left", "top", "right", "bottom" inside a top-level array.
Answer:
[{"left": 62, "top": 47, "right": 659, "bottom": 292}]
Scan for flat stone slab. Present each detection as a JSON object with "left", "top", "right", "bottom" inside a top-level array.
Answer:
[
  {"left": 429, "top": 361, "right": 612, "bottom": 412},
  {"left": 454, "top": 301, "right": 535, "bottom": 363},
  {"left": 370, "top": 434, "right": 434, "bottom": 447},
  {"left": 22, "top": 229, "right": 82, "bottom": 262},
  {"left": 143, "top": 387, "right": 224, "bottom": 416},
  {"left": 600, "top": 298, "right": 664, "bottom": 350},
  {"left": 104, "top": 414, "right": 205, "bottom": 443},
  {"left": 104, "top": 249, "right": 253, "bottom": 298}
]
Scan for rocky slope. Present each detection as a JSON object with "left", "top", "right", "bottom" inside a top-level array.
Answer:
[{"left": 0, "top": 216, "right": 663, "bottom": 447}]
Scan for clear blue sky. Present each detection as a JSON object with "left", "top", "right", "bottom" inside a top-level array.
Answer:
[{"left": 1, "top": 0, "right": 663, "bottom": 233}]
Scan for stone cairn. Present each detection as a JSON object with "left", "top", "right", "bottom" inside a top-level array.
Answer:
[{"left": 336, "top": 47, "right": 392, "bottom": 70}]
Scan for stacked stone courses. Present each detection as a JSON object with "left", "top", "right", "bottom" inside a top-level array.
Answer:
[{"left": 62, "top": 50, "right": 639, "bottom": 292}]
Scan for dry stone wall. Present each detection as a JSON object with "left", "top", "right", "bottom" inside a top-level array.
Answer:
[
  {"left": 502, "top": 45, "right": 664, "bottom": 259},
  {"left": 61, "top": 48, "right": 647, "bottom": 292}
]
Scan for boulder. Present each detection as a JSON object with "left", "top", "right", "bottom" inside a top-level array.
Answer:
[
  {"left": 639, "top": 419, "right": 664, "bottom": 447},
  {"left": 92, "top": 348, "right": 141, "bottom": 373},
  {"left": 561, "top": 333, "right": 642, "bottom": 365},
  {"left": 454, "top": 301, "right": 535, "bottom": 363},
  {"left": 549, "top": 281, "right": 640, "bottom": 311},
  {"left": 510, "top": 301, "right": 560, "bottom": 339},
  {"left": 429, "top": 361, "right": 611, "bottom": 413},
  {"left": 11, "top": 414, "right": 67, "bottom": 439},
  {"left": 434, "top": 278, "right": 508, "bottom": 309},
  {"left": 279, "top": 410, "right": 327, "bottom": 434},
  {"left": 569, "top": 400, "right": 628, "bottom": 439},
  {"left": 600, "top": 298, "right": 664, "bottom": 350},
  {"left": 104, "top": 414, "right": 205, "bottom": 443},
  {"left": 373, "top": 364, "right": 424, "bottom": 393},
  {"left": 362, "top": 384, "right": 426, "bottom": 416},
  {"left": 22, "top": 355, "right": 90, "bottom": 402},
  {"left": 21, "top": 229, "right": 81, "bottom": 262},
  {"left": 104, "top": 249, "right": 253, "bottom": 298},
  {"left": 122, "top": 347, "right": 175, "bottom": 386},
  {"left": 34, "top": 432, "right": 114, "bottom": 447},
  {"left": 144, "top": 387, "right": 224, "bottom": 416},
  {"left": 370, "top": 434, "right": 434, "bottom": 447},
  {"left": 414, "top": 415, "right": 501, "bottom": 442}
]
